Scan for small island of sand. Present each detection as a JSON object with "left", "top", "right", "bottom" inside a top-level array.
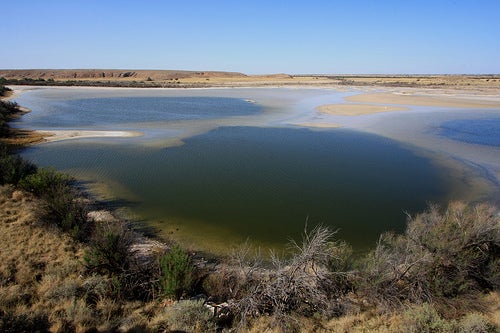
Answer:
[
  {"left": 316, "top": 103, "right": 407, "bottom": 116},
  {"left": 42, "top": 130, "right": 143, "bottom": 142},
  {"left": 345, "top": 92, "right": 500, "bottom": 109}
]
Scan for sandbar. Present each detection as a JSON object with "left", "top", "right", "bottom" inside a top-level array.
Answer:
[
  {"left": 346, "top": 92, "right": 500, "bottom": 108},
  {"left": 295, "top": 122, "right": 342, "bottom": 128},
  {"left": 42, "top": 130, "right": 143, "bottom": 142},
  {"left": 316, "top": 103, "right": 407, "bottom": 116}
]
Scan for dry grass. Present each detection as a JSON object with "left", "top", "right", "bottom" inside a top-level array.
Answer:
[
  {"left": 0, "top": 129, "right": 46, "bottom": 146},
  {"left": 485, "top": 291, "right": 500, "bottom": 328},
  {"left": 0, "top": 184, "right": 212, "bottom": 331}
]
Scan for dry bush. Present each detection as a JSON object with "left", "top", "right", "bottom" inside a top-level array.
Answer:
[
  {"left": 357, "top": 202, "right": 500, "bottom": 311},
  {"left": 232, "top": 225, "right": 354, "bottom": 332},
  {"left": 458, "top": 312, "right": 498, "bottom": 333},
  {"left": 84, "top": 222, "right": 157, "bottom": 301},
  {"left": 85, "top": 222, "right": 134, "bottom": 276},
  {"left": 202, "top": 240, "right": 263, "bottom": 304}
]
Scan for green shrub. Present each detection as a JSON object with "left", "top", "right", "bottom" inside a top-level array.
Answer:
[
  {"left": 19, "top": 168, "right": 91, "bottom": 240},
  {"left": 158, "top": 244, "right": 194, "bottom": 300},
  {"left": 43, "top": 184, "right": 90, "bottom": 240},
  {"left": 19, "top": 167, "right": 71, "bottom": 196},
  {"left": 0, "top": 85, "right": 11, "bottom": 97},
  {"left": 0, "top": 146, "right": 37, "bottom": 185},
  {"left": 0, "top": 99, "right": 22, "bottom": 138},
  {"left": 84, "top": 223, "right": 133, "bottom": 276}
]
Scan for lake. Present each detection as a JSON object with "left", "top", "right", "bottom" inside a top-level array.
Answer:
[{"left": 14, "top": 87, "right": 500, "bottom": 253}]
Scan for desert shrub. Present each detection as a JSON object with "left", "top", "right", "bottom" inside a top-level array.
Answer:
[
  {"left": 21, "top": 169, "right": 92, "bottom": 240},
  {"left": 202, "top": 240, "right": 263, "bottom": 303},
  {"left": 326, "top": 239, "right": 355, "bottom": 294},
  {"left": 19, "top": 167, "right": 71, "bottom": 196},
  {"left": 0, "top": 99, "right": 22, "bottom": 138},
  {"left": 400, "top": 303, "right": 455, "bottom": 333},
  {"left": 411, "top": 202, "right": 499, "bottom": 292},
  {"left": 0, "top": 85, "right": 11, "bottom": 96},
  {"left": 0, "top": 146, "right": 37, "bottom": 185},
  {"left": 84, "top": 222, "right": 134, "bottom": 276},
  {"left": 84, "top": 223, "right": 157, "bottom": 301},
  {"left": 458, "top": 312, "right": 498, "bottom": 333},
  {"left": 152, "top": 299, "right": 216, "bottom": 332},
  {"left": 158, "top": 244, "right": 194, "bottom": 300},
  {"left": 232, "top": 226, "right": 353, "bottom": 331},
  {"left": 43, "top": 185, "right": 90, "bottom": 240},
  {"left": 357, "top": 202, "right": 500, "bottom": 310}
]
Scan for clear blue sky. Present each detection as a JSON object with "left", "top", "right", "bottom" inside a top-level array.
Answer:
[{"left": 2, "top": 0, "right": 499, "bottom": 74}]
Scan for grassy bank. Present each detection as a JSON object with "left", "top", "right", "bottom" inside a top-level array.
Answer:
[{"left": 1, "top": 86, "right": 499, "bottom": 332}]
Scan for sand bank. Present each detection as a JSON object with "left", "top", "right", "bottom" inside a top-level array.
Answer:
[
  {"left": 346, "top": 92, "right": 500, "bottom": 108},
  {"left": 42, "top": 130, "right": 143, "bottom": 142},
  {"left": 295, "top": 122, "right": 342, "bottom": 128},
  {"left": 316, "top": 103, "right": 407, "bottom": 116}
]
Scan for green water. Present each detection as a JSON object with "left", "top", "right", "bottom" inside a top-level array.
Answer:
[{"left": 22, "top": 126, "right": 450, "bottom": 251}]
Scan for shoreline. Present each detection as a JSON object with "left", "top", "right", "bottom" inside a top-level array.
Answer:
[{"left": 42, "top": 130, "right": 143, "bottom": 142}]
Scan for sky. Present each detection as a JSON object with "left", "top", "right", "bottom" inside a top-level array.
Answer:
[{"left": 1, "top": 0, "right": 500, "bottom": 74}]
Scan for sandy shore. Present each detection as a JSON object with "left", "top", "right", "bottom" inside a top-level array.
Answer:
[
  {"left": 314, "top": 90, "right": 500, "bottom": 117},
  {"left": 346, "top": 92, "right": 500, "bottom": 108},
  {"left": 316, "top": 103, "right": 407, "bottom": 116},
  {"left": 42, "top": 130, "right": 143, "bottom": 142}
]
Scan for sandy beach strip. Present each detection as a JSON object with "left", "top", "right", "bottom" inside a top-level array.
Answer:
[
  {"left": 42, "top": 130, "right": 143, "bottom": 142},
  {"left": 316, "top": 103, "right": 407, "bottom": 116},
  {"left": 345, "top": 92, "right": 500, "bottom": 108}
]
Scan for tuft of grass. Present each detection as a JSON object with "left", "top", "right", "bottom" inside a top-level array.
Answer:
[{"left": 151, "top": 299, "right": 216, "bottom": 333}]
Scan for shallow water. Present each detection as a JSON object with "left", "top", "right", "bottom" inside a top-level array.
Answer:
[
  {"left": 440, "top": 118, "right": 500, "bottom": 147},
  {"left": 14, "top": 87, "right": 500, "bottom": 252},
  {"left": 15, "top": 93, "right": 261, "bottom": 129}
]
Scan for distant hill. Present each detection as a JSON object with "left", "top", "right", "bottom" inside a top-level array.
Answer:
[
  {"left": 1, "top": 69, "right": 499, "bottom": 89},
  {"left": 0, "top": 69, "right": 248, "bottom": 81}
]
